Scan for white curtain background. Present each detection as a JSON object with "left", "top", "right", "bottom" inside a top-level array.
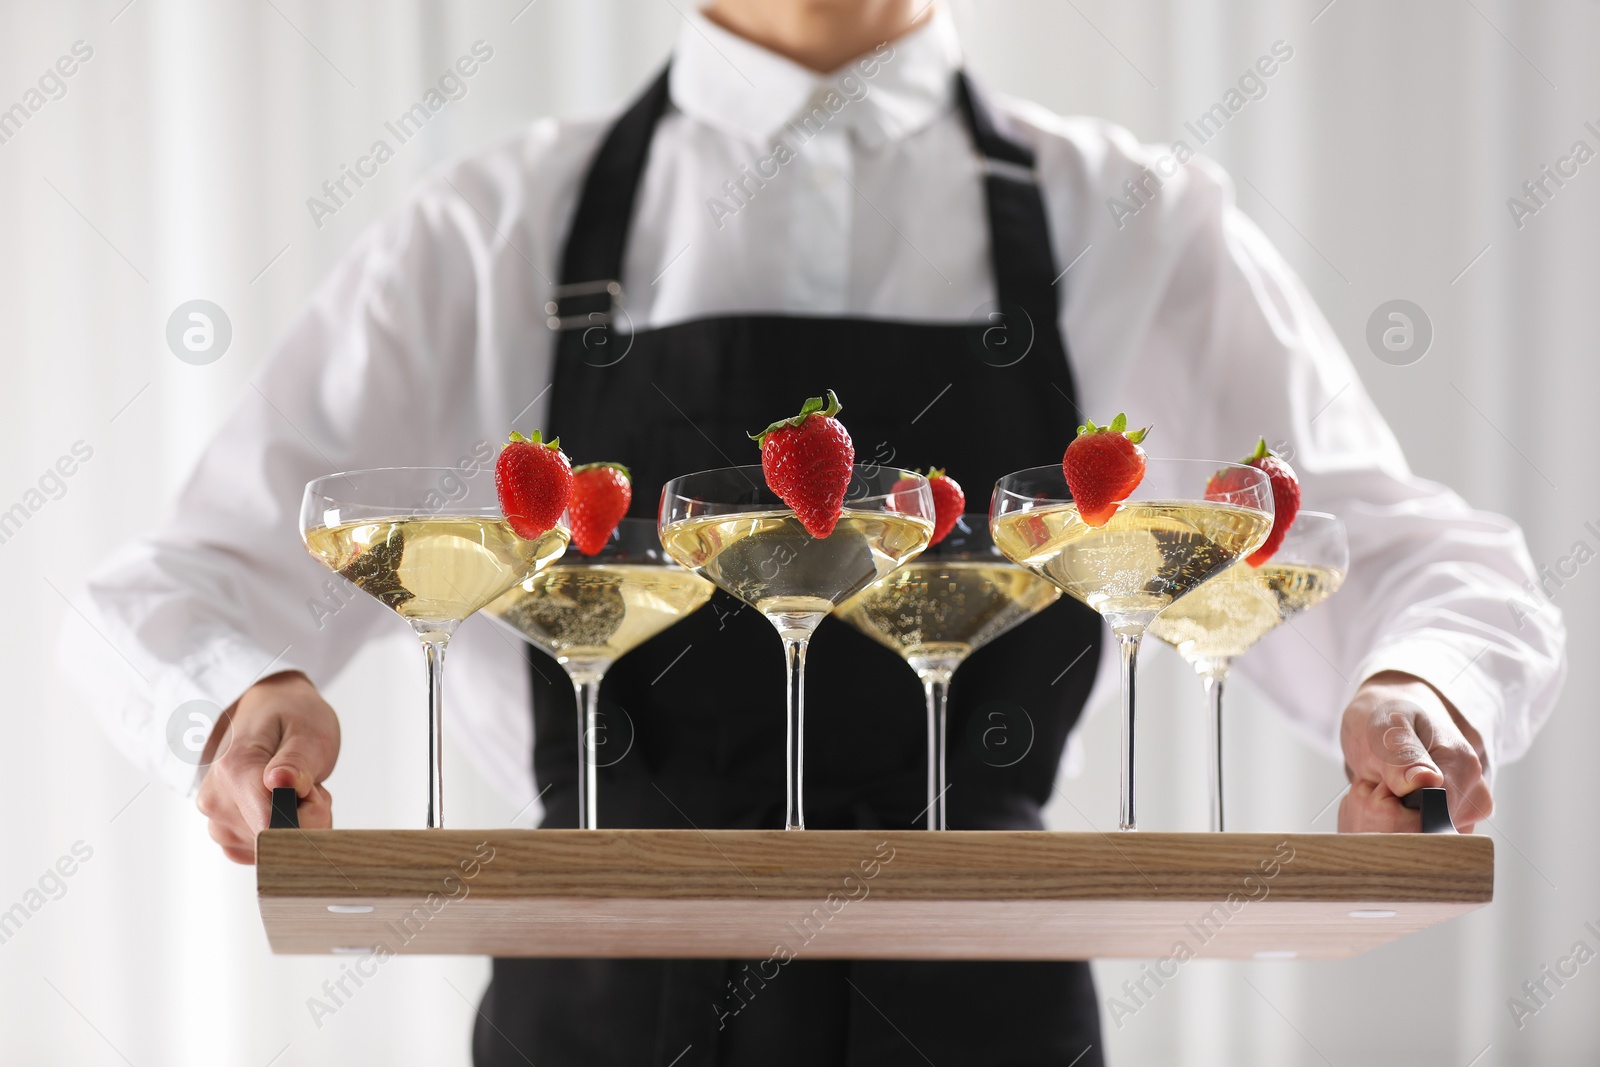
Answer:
[{"left": 2, "top": 1, "right": 1595, "bottom": 1063}]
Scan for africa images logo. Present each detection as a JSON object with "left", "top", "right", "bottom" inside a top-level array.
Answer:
[
  {"left": 305, "top": 42, "right": 495, "bottom": 229},
  {"left": 1106, "top": 41, "right": 1295, "bottom": 230},
  {"left": 711, "top": 841, "right": 895, "bottom": 1029},
  {"left": 703, "top": 42, "right": 894, "bottom": 230},
  {"left": 0, "top": 40, "right": 94, "bottom": 148},
  {"left": 1505, "top": 119, "right": 1600, "bottom": 231}
]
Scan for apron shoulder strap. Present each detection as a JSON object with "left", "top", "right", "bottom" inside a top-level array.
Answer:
[
  {"left": 549, "top": 65, "right": 672, "bottom": 326},
  {"left": 953, "top": 72, "right": 1067, "bottom": 364},
  {"left": 954, "top": 71, "right": 1035, "bottom": 170}
]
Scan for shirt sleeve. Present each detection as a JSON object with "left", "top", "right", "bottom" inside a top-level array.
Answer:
[
  {"left": 60, "top": 183, "right": 501, "bottom": 795},
  {"left": 1051, "top": 123, "right": 1566, "bottom": 773}
]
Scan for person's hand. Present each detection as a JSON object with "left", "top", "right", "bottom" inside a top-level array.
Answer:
[
  {"left": 1338, "top": 670, "right": 1491, "bottom": 833},
  {"left": 195, "top": 671, "right": 339, "bottom": 863}
]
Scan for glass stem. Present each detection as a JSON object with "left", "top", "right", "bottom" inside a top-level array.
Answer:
[
  {"left": 421, "top": 635, "right": 449, "bottom": 829},
  {"left": 783, "top": 635, "right": 810, "bottom": 831},
  {"left": 921, "top": 672, "right": 951, "bottom": 831},
  {"left": 1117, "top": 630, "right": 1143, "bottom": 832},
  {"left": 573, "top": 676, "right": 602, "bottom": 830},
  {"left": 1200, "top": 660, "right": 1233, "bottom": 833}
]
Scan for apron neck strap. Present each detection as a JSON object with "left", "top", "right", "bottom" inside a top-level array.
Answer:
[
  {"left": 549, "top": 67, "right": 671, "bottom": 328},
  {"left": 953, "top": 73, "right": 1063, "bottom": 341}
]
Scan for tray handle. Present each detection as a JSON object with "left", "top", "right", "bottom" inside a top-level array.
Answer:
[
  {"left": 1400, "top": 786, "right": 1456, "bottom": 834},
  {"left": 269, "top": 786, "right": 300, "bottom": 830}
]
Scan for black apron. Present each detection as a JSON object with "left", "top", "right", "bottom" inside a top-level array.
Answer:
[{"left": 475, "top": 68, "right": 1106, "bottom": 1067}]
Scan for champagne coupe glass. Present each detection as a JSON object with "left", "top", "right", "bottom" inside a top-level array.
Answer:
[
  {"left": 990, "top": 460, "right": 1272, "bottom": 831},
  {"left": 301, "top": 468, "right": 569, "bottom": 828},
  {"left": 660, "top": 465, "right": 933, "bottom": 830},
  {"left": 837, "top": 515, "right": 1061, "bottom": 830},
  {"left": 1148, "top": 512, "right": 1348, "bottom": 830},
  {"left": 484, "top": 518, "right": 714, "bottom": 829}
]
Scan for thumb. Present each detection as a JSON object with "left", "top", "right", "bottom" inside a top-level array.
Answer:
[
  {"left": 1375, "top": 717, "right": 1444, "bottom": 797},
  {"left": 262, "top": 727, "right": 336, "bottom": 797}
]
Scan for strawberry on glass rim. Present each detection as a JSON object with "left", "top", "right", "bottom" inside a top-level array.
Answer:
[
  {"left": 749, "top": 390, "right": 855, "bottom": 538},
  {"left": 495, "top": 431, "right": 574, "bottom": 540},
  {"left": 1205, "top": 438, "right": 1301, "bottom": 565},
  {"left": 569, "top": 462, "right": 632, "bottom": 555},
  {"left": 892, "top": 468, "right": 964, "bottom": 546},
  {"left": 1063, "top": 413, "right": 1149, "bottom": 527}
]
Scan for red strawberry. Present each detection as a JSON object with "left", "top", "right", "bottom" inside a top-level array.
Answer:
[
  {"left": 1063, "top": 414, "right": 1148, "bottom": 527},
  {"left": 749, "top": 390, "right": 855, "bottom": 538},
  {"left": 893, "top": 468, "right": 965, "bottom": 546},
  {"left": 495, "top": 431, "right": 573, "bottom": 540},
  {"left": 1207, "top": 438, "right": 1300, "bottom": 565},
  {"left": 569, "top": 462, "right": 632, "bottom": 555}
]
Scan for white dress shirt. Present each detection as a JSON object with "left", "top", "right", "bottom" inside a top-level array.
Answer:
[{"left": 63, "top": 8, "right": 1565, "bottom": 805}]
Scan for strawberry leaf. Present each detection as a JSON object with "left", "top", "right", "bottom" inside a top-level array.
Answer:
[
  {"left": 1075, "top": 415, "right": 1150, "bottom": 444},
  {"left": 573, "top": 461, "right": 631, "bottom": 480},
  {"left": 748, "top": 389, "right": 843, "bottom": 448},
  {"left": 507, "top": 430, "right": 561, "bottom": 451}
]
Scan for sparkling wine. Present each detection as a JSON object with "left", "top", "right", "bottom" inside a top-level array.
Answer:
[
  {"left": 1148, "top": 561, "right": 1345, "bottom": 666},
  {"left": 488, "top": 564, "right": 713, "bottom": 672},
  {"left": 659, "top": 509, "right": 931, "bottom": 617},
  {"left": 990, "top": 501, "right": 1271, "bottom": 629},
  {"left": 304, "top": 518, "right": 568, "bottom": 629},
  {"left": 838, "top": 561, "right": 1060, "bottom": 673}
]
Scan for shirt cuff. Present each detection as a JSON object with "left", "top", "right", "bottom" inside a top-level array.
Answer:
[{"left": 1349, "top": 638, "right": 1504, "bottom": 781}]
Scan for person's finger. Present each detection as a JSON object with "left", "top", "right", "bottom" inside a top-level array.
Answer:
[
  {"left": 1430, "top": 741, "right": 1492, "bottom": 832},
  {"left": 294, "top": 783, "right": 334, "bottom": 831},
  {"left": 218, "top": 731, "right": 277, "bottom": 833},
  {"left": 198, "top": 762, "right": 256, "bottom": 846},
  {"left": 262, "top": 721, "right": 339, "bottom": 799},
  {"left": 221, "top": 844, "right": 256, "bottom": 866},
  {"left": 205, "top": 782, "right": 331, "bottom": 867},
  {"left": 1451, "top": 776, "right": 1494, "bottom": 833},
  {"left": 205, "top": 806, "right": 255, "bottom": 849},
  {"left": 207, "top": 817, "right": 253, "bottom": 854},
  {"left": 1338, "top": 778, "right": 1423, "bottom": 833},
  {"left": 207, "top": 818, "right": 251, "bottom": 850},
  {"left": 1368, "top": 713, "right": 1445, "bottom": 799},
  {"left": 195, "top": 771, "right": 223, "bottom": 819}
]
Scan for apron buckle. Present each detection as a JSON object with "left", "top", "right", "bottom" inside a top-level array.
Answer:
[
  {"left": 546, "top": 280, "right": 624, "bottom": 331},
  {"left": 979, "top": 155, "right": 1037, "bottom": 185}
]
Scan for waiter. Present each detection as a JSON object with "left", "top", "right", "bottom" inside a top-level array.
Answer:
[{"left": 67, "top": 2, "right": 1564, "bottom": 1064}]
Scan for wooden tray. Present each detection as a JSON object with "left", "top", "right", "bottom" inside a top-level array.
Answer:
[{"left": 256, "top": 828, "right": 1492, "bottom": 960}]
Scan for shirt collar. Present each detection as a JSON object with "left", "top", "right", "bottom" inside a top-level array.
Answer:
[{"left": 670, "top": 5, "right": 962, "bottom": 149}]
